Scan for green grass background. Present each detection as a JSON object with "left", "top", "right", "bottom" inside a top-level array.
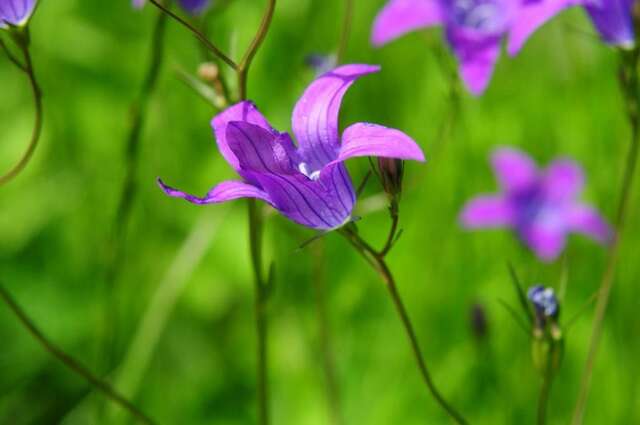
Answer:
[{"left": 1, "top": 0, "right": 638, "bottom": 424}]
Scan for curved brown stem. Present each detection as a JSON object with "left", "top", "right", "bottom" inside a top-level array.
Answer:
[{"left": 0, "top": 42, "right": 43, "bottom": 186}]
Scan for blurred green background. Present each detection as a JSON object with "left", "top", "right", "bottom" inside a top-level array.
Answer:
[{"left": 1, "top": 0, "right": 638, "bottom": 424}]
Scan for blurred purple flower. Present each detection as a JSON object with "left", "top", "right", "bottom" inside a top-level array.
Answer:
[
  {"left": 305, "top": 53, "right": 338, "bottom": 76},
  {"left": 0, "top": 0, "right": 36, "bottom": 28},
  {"left": 132, "top": 0, "right": 211, "bottom": 15},
  {"left": 370, "top": 0, "right": 588, "bottom": 95},
  {"left": 158, "top": 64, "right": 425, "bottom": 230},
  {"left": 510, "top": 0, "right": 635, "bottom": 51},
  {"left": 460, "top": 148, "right": 612, "bottom": 262}
]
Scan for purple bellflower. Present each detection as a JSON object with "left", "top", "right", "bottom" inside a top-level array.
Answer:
[
  {"left": 371, "top": 0, "right": 607, "bottom": 95},
  {"left": 0, "top": 0, "right": 36, "bottom": 28},
  {"left": 509, "top": 0, "right": 635, "bottom": 51},
  {"left": 460, "top": 148, "right": 612, "bottom": 262},
  {"left": 132, "top": 0, "right": 211, "bottom": 15},
  {"left": 158, "top": 64, "right": 425, "bottom": 230}
]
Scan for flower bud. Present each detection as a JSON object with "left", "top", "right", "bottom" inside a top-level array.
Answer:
[
  {"left": 198, "top": 62, "right": 219, "bottom": 84},
  {"left": 527, "top": 285, "right": 559, "bottom": 326},
  {"left": 378, "top": 157, "right": 404, "bottom": 200},
  {"left": 527, "top": 285, "right": 563, "bottom": 376}
]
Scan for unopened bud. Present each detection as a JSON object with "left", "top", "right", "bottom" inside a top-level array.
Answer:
[
  {"left": 469, "top": 302, "right": 489, "bottom": 341},
  {"left": 528, "top": 285, "right": 564, "bottom": 376},
  {"left": 378, "top": 157, "right": 404, "bottom": 199},
  {"left": 198, "top": 62, "right": 220, "bottom": 84},
  {"left": 527, "top": 285, "right": 559, "bottom": 328}
]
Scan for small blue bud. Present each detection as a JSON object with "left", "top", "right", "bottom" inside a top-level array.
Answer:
[{"left": 527, "top": 285, "right": 559, "bottom": 320}]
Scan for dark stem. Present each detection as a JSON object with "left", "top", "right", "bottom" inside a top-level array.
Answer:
[
  {"left": 237, "top": 0, "right": 276, "bottom": 100},
  {"left": 379, "top": 199, "right": 399, "bottom": 257},
  {"left": 0, "top": 285, "right": 156, "bottom": 425},
  {"left": 335, "top": 0, "right": 353, "bottom": 64},
  {"left": 0, "top": 38, "right": 27, "bottom": 71},
  {"left": 148, "top": 0, "right": 237, "bottom": 70},
  {"left": 571, "top": 47, "right": 640, "bottom": 425},
  {"left": 339, "top": 228, "right": 468, "bottom": 425},
  {"left": 0, "top": 41, "right": 43, "bottom": 186},
  {"left": 311, "top": 241, "right": 343, "bottom": 425},
  {"left": 237, "top": 3, "right": 277, "bottom": 424},
  {"left": 102, "top": 6, "right": 169, "bottom": 370}
]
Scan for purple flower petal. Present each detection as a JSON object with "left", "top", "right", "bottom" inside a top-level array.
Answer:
[
  {"left": 585, "top": 0, "right": 635, "bottom": 47},
  {"left": 519, "top": 221, "right": 567, "bottom": 262},
  {"left": 157, "top": 178, "right": 273, "bottom": 205},
  {"left": 460, "top": 196, "right": 515, "bottom": 228},
  {"left": 542, "top": 159, "right": 584, "bottom": 202},
  {"left": 566, "top": 204, "right": 613, "bottom": 244},
  {"left": 446, "top": 27, "right": 502, "bottom": 95},
  {"left": 249, "top": 164, "right": 352, "bottom": 230},
  {"left": 211, "top": 101, "right": 277, "bottom": 171},
  {"left": 226, "top": 121, "right": 299, "bottom": 176},
  {"left": 177, "top": 0, "right": 210, "bottom": 14},
  {"left": 491, "top": 148, "right": 539, "bottom": 194},
  {"left": 335, "top": 122, "right": 425, "bottom": 164},
  {"left": 0, "top": 0, "right": 36, "bottom": 27},
  {"left": 291, "top": 64, "right": 380, "bottom": 170},
  {"left": 507, "top": 0, "right": 579, "bottom": 55},
  {"left": 132, "top": 0, "right": 211, "bottom": 15},
  {"left": 371, "top": 0, "right": 443, "bottom": 46}
]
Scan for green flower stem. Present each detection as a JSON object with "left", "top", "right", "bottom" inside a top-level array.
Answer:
[
  {"left": 148, "top": 0, "right": 237, "bottom": 70},
  {"left": 0, "top": 35, "right": 43, "bottom": 186},
  {"left": 102, "top": 5, "right": 169, "bottom": 373},
  {"left": 238, "top": 2, "right": 277, "bottom": 424},
  {"left": 0, "top": 284, "right": 156, "bottom": 425},
  {"left": 572, "top": 47, "right": 640, "bottom": 424},
  {"left": 339, "top": 227, "right": 469, "bottom": 425}
]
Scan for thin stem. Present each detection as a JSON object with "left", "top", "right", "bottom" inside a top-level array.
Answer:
[
  {"left": 102, "top": 6, "right": 169, "bottom": 372},
  {"left": 379, "top": 200, "right": 399, "bottom": 257},
  {"left": 237, "top": 0, "right": 277, "bottom": 100},
  {"left": 537, "top": 361, "right": 554, "bottom": 425},
  {"left": 335, "top": 0, "right": 354, "bottom": 64},
  {"left": 0, "top": 41, "right": 43, "bottom": 186},
  {"left": 339, "top": 228, "right": 468, "bottom": 425},
  {"left": 248, "top": 199, "right": 269, "bottom": 425},
  {"left": 237, "top": 3, "right": 277, "bottom": 424},
  {"left": 0, "top": 38, "right": 27, "bottom": 71},
  {"left": 311, "top": 241, "right": 343, "bottom": 425},
  {"left": 0, "top": 285, "right": 156, "bottom": 425},
  {"left": 571, "top": 48, "right": 640, "bottom": 425},
  {"left": 148, "top": 0, "right": 238, "bottom": 70}
]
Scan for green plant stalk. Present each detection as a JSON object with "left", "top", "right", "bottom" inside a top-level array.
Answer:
[
  {"left": 102, "top": 6, "right": 169, "bottom": 373},
  {"left": 339, "top": 227, "right": 468, "bottom": 425},
  {"left": 572, "top": 47, "right": 640, "bottom": 424},
  {"left": 0, "top": 34, "right": 43, "bottom": 186},
  {"left": 238, "top": 2, "right": 277, "bottom": 424},
  {"left": 335, "top": 0, "right": 353, "bottom": 64},
  {"left": 311, "top": 241, "right": 343, "bottom": 425},
  {"left": 0, "top": 285, "right": 156, "bottom": 425}
]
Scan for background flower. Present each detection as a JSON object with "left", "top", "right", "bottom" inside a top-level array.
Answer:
[{"left": 460, "top": 148, "right": 612, "bottom": 261}]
